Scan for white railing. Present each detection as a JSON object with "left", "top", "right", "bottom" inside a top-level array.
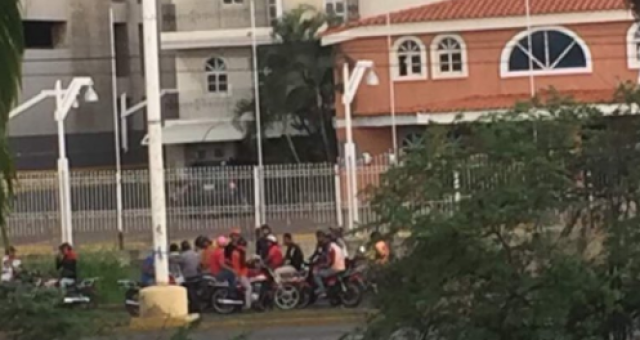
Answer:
[
  {"left": 6, "top": 155, "right": 520, "bottom": 248},
  {"left": 7, "top": 162, "right": 370, "bottom": 247}
]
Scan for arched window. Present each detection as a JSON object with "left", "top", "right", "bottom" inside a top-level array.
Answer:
[
  {"left": 431, "top": 35, "right": 468, "bottom": 79},
  {"left": 392, "top": 37, "right": 427, "bottom": 80},
  {"left": 205, "top": 57, "right": 228, "bottom": 93},
  {"left": 627, "top": 23, "right": 640, "bottom": 69},
  {"left": 500, "top": 27, "right": 591, "bottom": 77}
]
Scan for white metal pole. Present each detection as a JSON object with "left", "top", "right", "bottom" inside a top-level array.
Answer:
[
  {"left": 120, "top": 94, "right": 129, "bottom": 152},
  {"left": 250, "top": 0, "right": 266, "bottom": 225},
  {"left": 343, "top": 64, "right": 359, "bottom": 230},
  {"left": 524, "top": 0, "right": 535, "bottom": 97},
  {"left": 109, "top": 8, "right": 125, "bottom": 250},
  {"left": 142, "top": 0, "right": 169, "bottom": 284},
  {"left": 334, "top": 164, "right": 343, "bottom": 227},
  {"left": 253, "top": 166, "right": 261, "bottom": 228},
  {"left": 386, "top": 12, "right": 398, "bottom": 156},
  {"left": 55, "top": 80, "right": 73, "bottom": 245}
]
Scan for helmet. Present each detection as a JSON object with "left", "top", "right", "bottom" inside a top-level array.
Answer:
[
  {"left": 217, "top": 236, "right": 229, "bottom": 247},
  {"left": 266, "top": 234, "right": 277, "bottom": 244}
]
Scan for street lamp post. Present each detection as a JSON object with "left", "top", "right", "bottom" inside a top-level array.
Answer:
[
  {"left": 342, "top": 61, "right": 379, "bottom": 231},
  {"left": 10, "top": 77, "right": 98, "bottom": 245},
  {"left": 54, "top": 78, "right": 99, "bottom": 245}
]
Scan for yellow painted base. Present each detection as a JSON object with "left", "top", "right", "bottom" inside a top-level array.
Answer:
[{"left": 130, "top": 285, "right": 199, "bottom": 331}]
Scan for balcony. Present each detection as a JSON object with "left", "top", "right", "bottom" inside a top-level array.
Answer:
[
  {"left": 20, "top": 0, "right": 68, "bottom": 21},
  {"left": 162, "top": 0, "right": 274, "bottom": 32},
  {"left": 160, "top": 1, "right": 277, "bottom": 50}
]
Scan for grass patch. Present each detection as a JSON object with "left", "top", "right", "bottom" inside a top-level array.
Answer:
[{"left": 21, "top": 251, "right": 137, "bottom": 305}]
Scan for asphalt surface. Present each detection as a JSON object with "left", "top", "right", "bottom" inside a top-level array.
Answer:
[{"left": 130, "top": 323, "right": 359, "bottom": 340}]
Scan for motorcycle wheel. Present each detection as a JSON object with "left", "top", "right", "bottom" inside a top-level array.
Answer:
[
  {"left": 340, "top": 282, "right": 363, "bottom": 308},
  {"left": 273, "top": 284, "right": 300, "bottom": 310},
  {"left": 125, "top": 288, "right": 140, "bottom": 317},
  {"left": 211, "top": 289, "right": 237, "bottom": 315},
  {"left": 298, "top": 286, "right": 314, "bottom": 309}
]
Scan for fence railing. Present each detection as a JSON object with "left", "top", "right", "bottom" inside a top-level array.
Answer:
[
  {"left": 6, "top": 154, "right": 532, "bottom": 249},
  {"left": 7, "top": 163, "right": 378, "bottom": 248}
]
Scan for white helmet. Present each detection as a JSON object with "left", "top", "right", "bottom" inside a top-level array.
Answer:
[{"left": 266, "top": 234, "right": 278, "bottom": 243}]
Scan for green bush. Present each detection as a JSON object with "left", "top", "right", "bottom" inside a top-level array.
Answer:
[
  {"left": 364, "top": 90, "right": 640, "bottom": 340},
  {"left": 21, "top": 251, "right": 136, "bottom": 305},
  {"left": 0, "top": 285, "right": 119, "bottom": 340}
]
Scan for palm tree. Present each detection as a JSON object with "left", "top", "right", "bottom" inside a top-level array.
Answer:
[
  {"left": 0, "top": 0, "right": 24, "bottom": 248},
  {"left": 234, "top": 5, "right": 338, "bottom": 163},
  {"left": 629, "top": 0, "right": 640, "bottom": 17}
]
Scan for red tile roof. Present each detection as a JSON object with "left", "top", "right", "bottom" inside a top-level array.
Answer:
[
  {"left": 356, "top": 89, "right": 618, "bottom": 116},
  {"left": 328, "top": 0, "right": 628, "bottom": 34}
]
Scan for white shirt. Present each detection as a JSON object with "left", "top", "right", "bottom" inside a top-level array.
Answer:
[
  {"left": 329, "top": 243, "right": 346, "bottom": 272},
  {"left": 336, "top": 238, "right": 349, "bottom": 258},
  {"left": 1, "top": 256, "right": 21, "bottom": 282}
]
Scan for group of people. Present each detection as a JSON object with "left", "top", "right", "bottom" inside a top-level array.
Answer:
[
  {"left": 2, "top": 242, "right": 79, "bottom": 288},
  {"left": 140, "top": 224, "right": 309, "bottom": 310},
  {"left": 140, "top": 224, "right": 385, "bottom": 308}
]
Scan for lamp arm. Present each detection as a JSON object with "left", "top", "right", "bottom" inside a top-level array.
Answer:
[
  {"left": 344, "top": 65, "right": 367, "bottom": 104},
  {"left": 55, "top": 78, "right": 94, "bottom": 121}
]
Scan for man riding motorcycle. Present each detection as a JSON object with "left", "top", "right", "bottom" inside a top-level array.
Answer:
[{"left": 313, "top": 230, "right": 346, "bottom": 298}]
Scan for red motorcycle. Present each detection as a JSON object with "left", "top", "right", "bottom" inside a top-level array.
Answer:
[
  {"left": 210, "top": 258, "right": 300, "bottom": 314},
  {"left": 294, "top": 261, "right": 363, "bottom": 309}
]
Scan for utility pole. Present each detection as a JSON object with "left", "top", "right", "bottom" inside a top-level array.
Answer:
[{"left": 141, "top": 0, "right": 169, "bottom": 284}]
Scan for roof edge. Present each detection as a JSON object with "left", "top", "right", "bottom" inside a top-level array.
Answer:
[{"left": 322, "top": 9, "right": 632, "bottom": 46}]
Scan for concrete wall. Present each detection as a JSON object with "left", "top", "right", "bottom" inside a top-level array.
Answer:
[
  {"left": 358, "top": 0, "right": 439, "bottom": 18},
  {"left": 174, "top": 48, "right": 253, "bottom": 121},
  {"left": 10, "top": 0, "right": 150, "bottom": 170},
  {"left": 169, "top": 0, "right": 271, "bottom": 32}
]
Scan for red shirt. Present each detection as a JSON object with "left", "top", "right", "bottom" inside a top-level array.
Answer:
[
  {"left": 209, "top": 248, "right": 225, "bottom": 275},
  {"left": 267, "top": 244, "right": 284, "bottom": 269},
  {"left": 231, "top": 246, "right": 248, "bottom": 277}
]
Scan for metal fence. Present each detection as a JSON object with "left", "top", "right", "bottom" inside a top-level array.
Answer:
[{"left": 7, "top": 163, "right": 369, "bottom": 249}]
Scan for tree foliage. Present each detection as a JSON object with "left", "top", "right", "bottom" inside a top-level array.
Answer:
[
  {"left": 234, "top": 5, "right": 337, "bottom": 163},
  {"left": 0, "top": 0, "right": 23, "bottom": 248},
  {"left": 364, "top": 86, "right": 640, "bottom": 340},
  {"left": 0, "top": 285, "right": 116, "bottom": 340}
]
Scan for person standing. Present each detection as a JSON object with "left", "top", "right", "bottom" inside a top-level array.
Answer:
[
  {"left": 179, "top": 241, "right": 201, "bottom": 280},
  {"left": 229, "top": 229, "right": 251, "bottom": 309},
  {"left": 168, "top": 243, "right": 184, "bottom": 283}
]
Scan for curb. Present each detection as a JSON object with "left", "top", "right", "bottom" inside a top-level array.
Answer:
[
  {"left": 198, "top": 313, "right": 366, "bottom": 330},
  {"left": 124, "top": 309, "right": 373, "bottom": 332}
]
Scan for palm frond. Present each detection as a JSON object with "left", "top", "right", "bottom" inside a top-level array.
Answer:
[{"left": 0, "top": 0, "right": 24, "bottom": 248}]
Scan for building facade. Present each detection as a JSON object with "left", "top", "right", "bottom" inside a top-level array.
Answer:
[
  {"left": 10, "top": 0, "right": 169, "bottom": 170},
  {"left": 321, "top": 0, "right": 639, "bottom": 158},
  {"left": 158, "top": 0, "right": 366, "bottom": 168}
]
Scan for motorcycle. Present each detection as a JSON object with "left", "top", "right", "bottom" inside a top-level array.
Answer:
[
  {"left": 296, "top": 261, "right": 363, "bottom": 309},
  {"left": 41, "top": 277, "right": 99, "bottom": 308},
  {"left": 210, "top": 258, "right": 300, "bottom": 314}
]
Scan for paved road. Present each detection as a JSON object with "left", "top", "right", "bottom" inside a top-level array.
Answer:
[{"left": 131, "top": 323, "right": 359, "bottom": 340}]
